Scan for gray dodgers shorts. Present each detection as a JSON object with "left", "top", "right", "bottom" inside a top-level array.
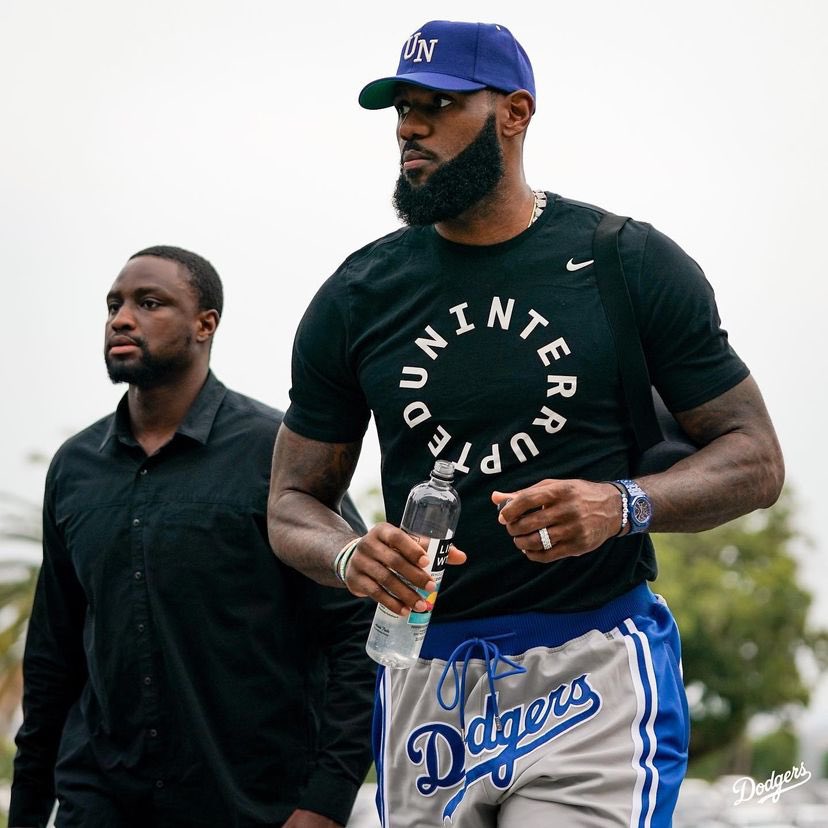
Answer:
[{"left": 372, "top": 583, "right": 689, "bottom": 827}]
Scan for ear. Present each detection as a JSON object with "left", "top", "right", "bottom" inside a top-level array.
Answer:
[
  {"left": 500, "top": 90, "right": 534, "bottom": 138},
  {"left": 195, "top": 309, "right": 220, "bottom": 344}
]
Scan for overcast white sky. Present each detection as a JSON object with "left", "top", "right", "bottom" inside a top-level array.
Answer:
[{"left": 1, "top": 0, "right": 826, "bottom": 647}]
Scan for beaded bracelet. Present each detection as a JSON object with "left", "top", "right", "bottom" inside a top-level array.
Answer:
[
  {"left": 333, "top": 537, "right": 361, "bottom": 585},
  {"left": 607, "top": 481, "right": 629, "bottom": 537}
]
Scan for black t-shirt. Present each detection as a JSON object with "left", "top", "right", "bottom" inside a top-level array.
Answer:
[{"left": 285, "top": 194, "right": 749, "bottom": 620}]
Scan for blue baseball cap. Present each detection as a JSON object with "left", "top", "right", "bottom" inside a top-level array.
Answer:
[{"left": 358, "top": 21, "right": 535, "bottom": 111}]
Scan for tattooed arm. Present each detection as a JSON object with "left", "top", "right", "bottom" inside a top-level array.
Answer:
[
  {"left": 494, "top": 376, "right": 784, "bottom": 560},
  {"left": 267, "top": 425, "right": 363, "bottom": 587},
  {"left": 638, "top": 374, "right": 784, "bottom": 531},
  {"left": 268, "top": 425, "right": 465, "bottom": 612}
]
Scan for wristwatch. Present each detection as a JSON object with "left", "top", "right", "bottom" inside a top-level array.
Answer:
[{"left": 616, "top": 479, "right": 653, "bottom": 534}]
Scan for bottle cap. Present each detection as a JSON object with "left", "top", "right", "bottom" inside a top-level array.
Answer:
[{"left": 432, "top": 460, "right": 455, "bottom": 481}]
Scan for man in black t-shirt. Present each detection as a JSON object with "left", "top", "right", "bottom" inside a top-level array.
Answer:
[{"left": 267, "top": 20, "right": 784, "bottom": 828}]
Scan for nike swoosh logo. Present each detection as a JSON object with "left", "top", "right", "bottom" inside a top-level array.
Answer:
[{"left": 566, "top": 258, "right": 594, "bottom": 272}]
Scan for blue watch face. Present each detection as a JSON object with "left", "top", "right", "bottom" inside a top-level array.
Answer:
[
  {"left": 632, "top": 497, "right": 653, "bottom": 525},
  {"left": 617, "top": 480, "right": 652, "bottom": 532}
]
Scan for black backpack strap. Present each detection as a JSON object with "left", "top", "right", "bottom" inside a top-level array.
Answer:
[{"left": 592, "top": 213, "right": 664, "bottom": 451}]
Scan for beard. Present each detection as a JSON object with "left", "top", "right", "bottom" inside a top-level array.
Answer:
[
  {"left": 105, "top": 338, "right": 192, "bottom": 388},
  {"left": 393, "top": 114, "right": 505, "bottom": 226}
]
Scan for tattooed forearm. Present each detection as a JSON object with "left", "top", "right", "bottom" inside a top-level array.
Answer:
[
  {"left": 308, "top": 441, "right": 362, "bottom": 509},
  {"left": 267, "top": 425, "right": 364, "bottom": 585}
]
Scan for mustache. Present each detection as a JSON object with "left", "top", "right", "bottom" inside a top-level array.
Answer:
[
  {"left": 400, "top": 140, "right": 438, "bottom": 164},
  {"left": 106, "top": 334, "right": 146, "bottom": 348}
]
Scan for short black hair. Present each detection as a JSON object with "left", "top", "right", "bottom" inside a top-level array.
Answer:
[{"left": 129, "top": 245, "right": 224, "bottom": 317}]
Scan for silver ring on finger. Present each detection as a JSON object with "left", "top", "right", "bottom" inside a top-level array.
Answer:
[{"left": 538, "top": 526, "right": 553, "bottom": 551}]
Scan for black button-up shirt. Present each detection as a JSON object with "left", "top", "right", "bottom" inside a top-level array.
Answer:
[{"left": 10, "top": 373, "right": 375, "bottom": 827}]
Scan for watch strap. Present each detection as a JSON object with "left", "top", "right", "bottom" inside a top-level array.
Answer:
[{"left": 615, "top": 479, "right": 653, "bottom": 533}]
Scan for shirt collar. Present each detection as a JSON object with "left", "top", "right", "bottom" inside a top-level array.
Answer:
[{"left": 98, "top": 371, "right": 227, "bottom": 452}]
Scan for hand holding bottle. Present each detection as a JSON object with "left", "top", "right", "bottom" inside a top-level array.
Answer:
[
  {"left": 344, "top": 525, "right": 458, "bottom": 614},
  {"left": 364, "top": 460, "right": 464, "bottom": 668}
]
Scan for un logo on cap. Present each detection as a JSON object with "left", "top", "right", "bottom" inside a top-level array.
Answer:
[{"left": 402, "top": 31, "right": 439, "bottom": 64}]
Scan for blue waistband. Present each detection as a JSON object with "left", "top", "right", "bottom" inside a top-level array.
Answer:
[{"left": 420, "top": 582, "right": 656, "bottom": 660}]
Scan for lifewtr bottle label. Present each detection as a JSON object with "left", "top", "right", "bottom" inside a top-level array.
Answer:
[{"left": 407, "top": 536, "right": 452, "bottom": 628}]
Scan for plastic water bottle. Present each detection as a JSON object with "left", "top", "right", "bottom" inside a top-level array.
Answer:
[{"left": 365, "top": 460, "right": 461, "bottom": 669}]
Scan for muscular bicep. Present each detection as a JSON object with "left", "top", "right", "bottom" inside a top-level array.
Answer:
[
  {"left": 673, "top": 375, "right": 778, "bottom": 446},
  {"left": 638, "top": 375, "right": 784, "bottom": 531},
  {"left": 270, "top": 423, "right": 363, "bottom": 512}
]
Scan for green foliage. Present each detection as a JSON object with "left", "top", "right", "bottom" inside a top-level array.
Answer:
[
  {"left": 0, "top": 562, "right": 38, "bottom": 676},
  {"left": 653, "top": 491, "right": 826, "bottom": 772},
  {"left": 0, "top": 737, "right": 14, "bottom": 787},
  {"left": 685, "top": 742, "right": 740, "bottom": 782},
  {"left": 0, "top": 493, "right": 42, "bottom": 786},
  {"left": 0, "top": 571, "right": 37, "bottom": 777},
  {"left": 750, "top": 726, "right": 798, "bottom": 779},
  {"left": 356, "top": 486, "right": 386, "bottom": 527}
]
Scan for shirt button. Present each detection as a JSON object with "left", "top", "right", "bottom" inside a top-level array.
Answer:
[
  {"left": 149, "top": 728, "right": 158, "bottom": 738},
  {"left": 137, "top": 623, "right": 145, "bottom": 633},
  {"left": 155, "top": 779, "right": 164, "bottom": 789},
  {"left": 143, "top": 676, "right": 152, "bottom": 686},
  {"left": 132, "top": 518, "right": 141, "bottom": 527},
  {"left": 140, "top": 468, "right": 148, "bottom": 476},
  {"left": 134, "top": 571, "right": 143, "bottom": 580}
]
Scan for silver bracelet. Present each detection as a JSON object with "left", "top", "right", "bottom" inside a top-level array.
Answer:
[{"left": 333, "top": 537, "right": 361, "bottom": 584}]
